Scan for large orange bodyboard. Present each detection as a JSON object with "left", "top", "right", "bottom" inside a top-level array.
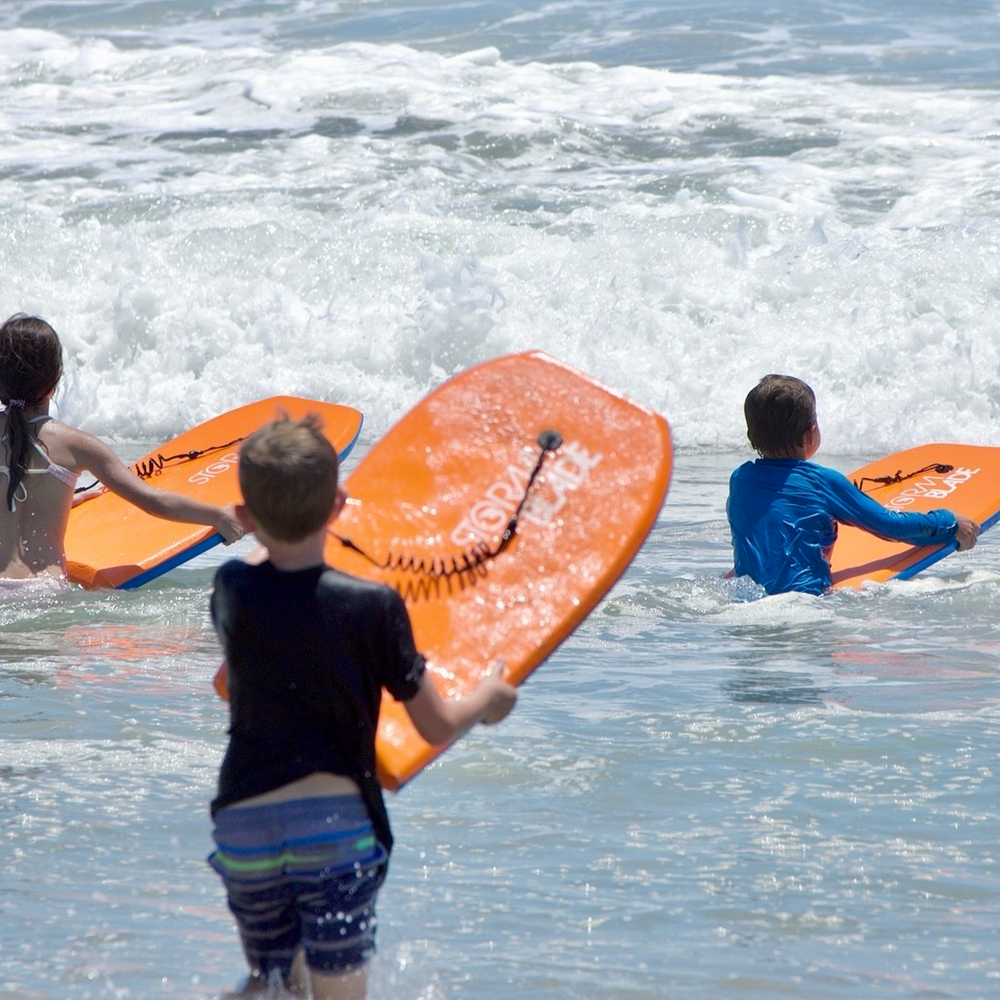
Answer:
[
  {"left": 341, "top": 351, "right": 671, "bottom": 788},
  {"left": 65, "top": 397, "right": 363, "bottom": 589},
  {"left": 218, "top": 352, "right": 672, "bottom": 790},
  {"left": 830, "top": 444, "right": 1000, "bottom": 588}
]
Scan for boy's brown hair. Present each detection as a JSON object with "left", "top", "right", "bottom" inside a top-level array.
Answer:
[
  {"left": 744, "top": 374, "right": 817, "bottom": 458},
  {"left": 238, "top": 414, "right": 339, "bottom": 542}
]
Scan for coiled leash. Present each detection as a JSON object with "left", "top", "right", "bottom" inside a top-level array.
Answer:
[
  {"left": 854, "top": 462, "right": 954, "bottom": 493},
  {"left": 331, "top": 429, "right": 564, "bottom": 580},
  {"left": 74, "top": 437, "right": 246, "bottom": 494}
]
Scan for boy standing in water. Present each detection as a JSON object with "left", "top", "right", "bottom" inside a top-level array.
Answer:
[
  {"left": 208, "top": 415, "right": 516, "bottom": 1000},
  {"left": 727, "top": 374, "right": 980, "bottom": 596}
]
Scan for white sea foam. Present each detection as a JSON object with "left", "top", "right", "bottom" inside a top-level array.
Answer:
[
  {"left": 0, "top": 29, "right": 996, "bottom": 452},
  {"left": 1, "top": 30, "right": 997, "bottom": 453}
]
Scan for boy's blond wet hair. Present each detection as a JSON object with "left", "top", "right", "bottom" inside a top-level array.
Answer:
[{"left": 238, "top": 414, "right": 339, "bottom": 542}]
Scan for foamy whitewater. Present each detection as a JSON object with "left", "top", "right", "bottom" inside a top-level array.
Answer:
[{"left": 3, "top": 3, "right": 1000, "bottom": 999}]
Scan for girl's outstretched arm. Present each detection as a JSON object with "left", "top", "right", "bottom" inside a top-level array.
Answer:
[{"left": 68, "top": 427, "right": 244, "bottom": 542}]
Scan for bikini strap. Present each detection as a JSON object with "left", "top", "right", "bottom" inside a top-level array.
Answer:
[{"left": 0, "top": 464, "right": 29, "bottom": 510}]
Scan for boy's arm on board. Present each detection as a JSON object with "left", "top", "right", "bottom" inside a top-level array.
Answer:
[
  {"left": 825, "top": 466, "right": 979, "bottom": 549},
  {"left": 404, "top": 661, "right": 517, "bottom": 747}
]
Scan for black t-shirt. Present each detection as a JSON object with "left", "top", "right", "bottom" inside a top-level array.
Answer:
[{"left": 210, "top": 559, "right": 426, "bottom": 851}]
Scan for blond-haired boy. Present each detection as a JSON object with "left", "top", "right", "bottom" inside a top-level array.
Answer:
[{"left": 208, "top": 416, "right": 516, "bottom": 999}]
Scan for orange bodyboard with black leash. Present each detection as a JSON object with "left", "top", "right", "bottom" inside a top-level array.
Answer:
[
  {"left": 65, "top": 397, "right": 363, "bottom": 589},
  {"left": 830, "top": 443, "right": 1000, "bottom": 588},
  {"left": 215, "top": 352, "right": 672, "bottom": 789}
]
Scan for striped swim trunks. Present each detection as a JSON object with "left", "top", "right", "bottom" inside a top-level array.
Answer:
[{"left": 208, "top": 794, "right": 388, "bottom": 979}]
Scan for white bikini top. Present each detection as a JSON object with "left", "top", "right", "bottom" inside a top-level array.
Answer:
[{"left": 0, "top": 411, "right": 79, "bottom": 509}]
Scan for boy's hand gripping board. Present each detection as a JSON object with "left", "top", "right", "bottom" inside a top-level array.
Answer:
[
  {"left": 65, "top": 397, "right": 363, "bottom": 589},
  {"left": 830, "top": 443, "right": 1000, "bottom": 588},
  {"left": 215, "top": 351, "right": 673, "bottom": 789}
]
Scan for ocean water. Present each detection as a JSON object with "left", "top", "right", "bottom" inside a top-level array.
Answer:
[{"left": 2, "top": 2, "right": 1000, "bottom": 998}]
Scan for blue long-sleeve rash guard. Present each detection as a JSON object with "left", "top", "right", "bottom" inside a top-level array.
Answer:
[{"left": 727, "top": 458, "right": 958, "bottom": 595}]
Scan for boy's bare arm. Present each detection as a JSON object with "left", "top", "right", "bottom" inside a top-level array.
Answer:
[{"left": 404, "top": 663, "right": 516, "bottom": 747}]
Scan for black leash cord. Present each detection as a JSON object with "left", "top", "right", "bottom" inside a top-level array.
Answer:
[
  {"left": 74, "top": 435, "right": 246, "bottom": 494},
  {"left": 854, "top": 462, "right": 954, "bottom": 493},
  {"left": 332, "top": 429, "right": 564, "bottom": 579}
]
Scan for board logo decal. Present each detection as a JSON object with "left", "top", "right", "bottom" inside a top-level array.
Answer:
[
  {"left": 886, "top": 466, "right": 982, "bottom": 509},
  {"left": 450, "top": 440, "right": 603, "bottom": 547},
  {"left": 188, "top": 452, "right": 240, "bottom": 486}
]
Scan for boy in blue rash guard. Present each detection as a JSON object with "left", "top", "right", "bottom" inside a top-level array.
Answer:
[
  {"left": 727, "top": 375, "right": 980, "bottom": 596},
  {"left": 208, "top": 415, "right": 517, "bottom": 1000}
]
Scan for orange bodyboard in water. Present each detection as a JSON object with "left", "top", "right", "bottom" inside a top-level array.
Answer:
[
  {"left": 65, "top": 397, "right": 363, "bottom": 589},
  {"left": 215, "top": 352, "right": 672, "bottom": 789},
  {"left": 830, "top": 443, "right": 1000, "bottom": 588}
]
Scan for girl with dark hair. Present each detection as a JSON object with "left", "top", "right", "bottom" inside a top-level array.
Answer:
[{"left": 1, "top": 314, "right": 243, "bottom": 582}]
